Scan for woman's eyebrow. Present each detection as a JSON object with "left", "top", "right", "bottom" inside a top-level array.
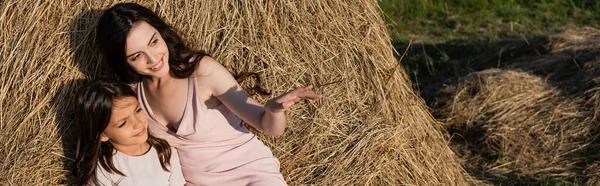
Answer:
[
  {"left": 126, "top": 52, "right": 138, "bottom": 58},
  {"left": 125, "top": 32, "right": 158, "bottom": 58}
]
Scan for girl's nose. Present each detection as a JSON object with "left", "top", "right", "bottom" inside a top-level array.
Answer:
[
  {"left": 132, "top": 116, "right": 143, "bottom": 129},
  {"left": 132, "top": 121, "right": 141, "bottom": 130}
]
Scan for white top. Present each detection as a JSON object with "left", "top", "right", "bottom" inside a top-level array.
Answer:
[{"left": 94, "top": 146, "right": 186, "bottom": 186}]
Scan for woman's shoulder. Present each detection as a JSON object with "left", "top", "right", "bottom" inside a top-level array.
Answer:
[
  {"left": 193, "top": 55, "right": 221, "bottom": 74},
  {"left": 192, "top": 56, "right": 232, "bottom": 81},
  {"left": 190, "top": 55, "right": 237, "bottom": 95}
]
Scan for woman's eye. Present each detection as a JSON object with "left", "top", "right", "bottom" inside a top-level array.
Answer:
[
  {"left": 130, "top": 54, "right": 139, "bottom": 61},
  {"left": 136, "top": 108, "right": 142, "bottom": 113}
]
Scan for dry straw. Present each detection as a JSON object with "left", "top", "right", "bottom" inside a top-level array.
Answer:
[
  {"left": 433, "top": 27, "right": 600, "bottom": 184},
  {"left": 0, "top": 0, "right": 470, "bottom": 185}
]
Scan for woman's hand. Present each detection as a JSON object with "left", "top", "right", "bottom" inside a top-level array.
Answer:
[{"left": 265, "top": 85, "right": 323, "bottom": 113}]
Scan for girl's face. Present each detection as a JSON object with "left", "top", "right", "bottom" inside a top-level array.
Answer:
[
  {"left": 124, "top": 21, "right": 170, "bottom": 79},
  {"left": 100, "top": 96, "right": 149, "bottom": 150}
]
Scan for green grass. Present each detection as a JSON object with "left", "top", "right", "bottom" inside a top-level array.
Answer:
[
  {"left": 379, "top": 0, "right": 600, "bottom": 80},
  {"left": 537, "top": 177, "right": 578, "bottom": 186},
  {"left": 380, "top": 0, "right": 600, "bottom": 43}
]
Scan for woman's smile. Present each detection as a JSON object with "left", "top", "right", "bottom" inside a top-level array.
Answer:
[{"left": 150, "top": 56, "right": 164, "bottom": 72}]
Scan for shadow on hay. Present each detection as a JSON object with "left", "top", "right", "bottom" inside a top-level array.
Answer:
[
  {"left": 51, "top": 78, "right": 87, "bottom": 185},
  {"left": 69, "top": 8, "right": 114, "bottom": 79},
  {"left": 394, "top": 30, "right": 600, "bottom": 184},
  {"left": 51, "top": 9, "right": 110, "bottom": 185},
  {"left": 396, "top": 35, "right": 600, "bottom": 107}
]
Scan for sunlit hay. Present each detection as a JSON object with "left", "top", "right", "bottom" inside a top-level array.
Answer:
[
  {"left": 544, "top": 26, "right": 600, "bottom": 53},
  {"left": 438, "top": 68, "right": 598, "bottom": 183},
  {"left": 0, "top": 0, "right": 470, "bottom": 185}
]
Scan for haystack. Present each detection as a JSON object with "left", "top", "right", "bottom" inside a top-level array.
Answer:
[
  {"left": 430, "top": 27, "right": 600, "bottom": 184},
  {"left": 0, "top": 0, "right": 470, "bottom": 185}
]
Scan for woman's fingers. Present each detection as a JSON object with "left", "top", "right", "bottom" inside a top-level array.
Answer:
[
  {"left": 267, "top": 85, "right": 323, "bottom": 112},
  {"left": 280, "top": 98, "right": 302, "bottom": 110},
  {"left": 301, "top": 91, "right": 323, "bottom": 100},
  {"left": 287, "top": 85, "right": 323, "bottom": 100},
  {"left": 292, "top": 97, "right": 302, "bottom": 102}
]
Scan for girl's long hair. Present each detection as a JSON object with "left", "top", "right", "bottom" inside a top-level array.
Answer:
[
  {"left": 74, "top": 80, "right": 172, "bottom": 185},
  {"left": 96, "top": 3, "right": 206, "bottom": 84}
]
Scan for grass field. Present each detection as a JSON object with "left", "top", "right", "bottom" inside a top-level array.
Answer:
[{"left": 379, "top": 0, "right": 600, "bottom": 79}]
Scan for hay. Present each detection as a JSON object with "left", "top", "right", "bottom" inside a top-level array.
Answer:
[
  {"left": 430, "top": 27, "right": 600, "bottom": 184},
  {"left": 0, "top": 0, "right": 470, "bottom": 185},
  {"left": 439, "top": 69, "right": 595, "bottom": 180}
]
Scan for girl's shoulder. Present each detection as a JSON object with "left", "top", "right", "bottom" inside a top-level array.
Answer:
[
  {"left": 169, "top": 146, "right": 178, "bottom": 156},
  {"left": 95, "top": 147, "right": 171, "bottom": 185}
]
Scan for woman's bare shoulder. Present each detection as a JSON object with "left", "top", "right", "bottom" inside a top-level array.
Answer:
[
  {"left": 194, "top": 56, "right": 226, "bottom": 77},
  {"left": 193, "top": 56, "right": 238, "bottom": 94}
]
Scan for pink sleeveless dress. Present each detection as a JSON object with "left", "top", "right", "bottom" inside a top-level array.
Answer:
[{"left": 136, "top": 77, "right": 287, "bottom": 186}]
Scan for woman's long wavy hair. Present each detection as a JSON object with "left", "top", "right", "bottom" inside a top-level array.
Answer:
[
  {"left": 74, "top": 80, "right": 172, "bottom": 185},
  {"left": 96, "top": 3, "right": 270, "bottom": 95},
  {"left": 96, "top": 3, "right": 207, "bottom": 84}
]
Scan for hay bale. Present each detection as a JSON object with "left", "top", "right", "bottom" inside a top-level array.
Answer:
[
  {"left": 396, "top": 21, "right": 600, "bottom": 184},
  {"left": 0, "top": 0, "right": 471, "bottom": 185},
  {"left": 436, "top": 69, "right": 599, "bottom": 183},
  {"left": 544, "top": 27, "right": 600, "bottom": 53}
]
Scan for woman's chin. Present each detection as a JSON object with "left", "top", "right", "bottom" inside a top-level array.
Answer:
[{"left": 144, "top": 67, "right": 170, "bottom": 79}]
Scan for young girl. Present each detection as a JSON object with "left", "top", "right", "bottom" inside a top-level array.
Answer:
[
  {"left": 96, "top": 3, "right": 322, "bottom": 186},
  {"left": 74, "top": 80, "right": 186, "bottom": 186}
]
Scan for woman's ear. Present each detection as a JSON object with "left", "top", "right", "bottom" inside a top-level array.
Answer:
[{"left": 100, "top": 133, "right": 109, "bottom": 142}]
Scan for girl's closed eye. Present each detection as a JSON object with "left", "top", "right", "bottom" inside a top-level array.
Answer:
[
  {"left": 136, "top": 107, "right": 142, "bottom": 114},
  {"left": 118, "top": 121, "right": 126, "bottom": 128}
]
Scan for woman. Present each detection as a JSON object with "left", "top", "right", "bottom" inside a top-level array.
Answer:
[{"left": 96, "top": 3, "right": 322, "bottom": 185}]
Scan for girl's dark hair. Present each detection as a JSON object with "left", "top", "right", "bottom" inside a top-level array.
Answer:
[
  {"left": 74, "top": 80, "right": 172, "bottom": 185},
  {"left": 96, "top": 3, "right": 206, "bottom": 84}
]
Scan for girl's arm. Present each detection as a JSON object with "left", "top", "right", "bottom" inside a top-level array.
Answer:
[
  {"left": 196, "top": 57, "right": 322, "bottom": 136},
  {"left": 168, "top": 148, "right": 186, "bottom": 186}
]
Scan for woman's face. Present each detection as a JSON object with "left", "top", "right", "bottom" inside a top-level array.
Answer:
[{"left": 124, "top": 21, "right": 170, "bottom": 78}]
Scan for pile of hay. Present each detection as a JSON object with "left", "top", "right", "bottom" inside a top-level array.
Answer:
[
  {"left": 430, "top": 27, "right": 600, "bottom": 184},
  {"left": 0, "top": 0, "right": 471, "bottom": 185}
]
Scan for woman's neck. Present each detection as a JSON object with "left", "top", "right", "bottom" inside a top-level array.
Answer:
[{"left": 144, "top": 74, "right": 176, "bottom": 88}]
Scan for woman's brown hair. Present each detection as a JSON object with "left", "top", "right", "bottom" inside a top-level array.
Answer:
[
  {"left": 96, "top": 3, "right": 269, "bottom": 94},
  {"left": 96, "top": 3, "right": 206, "bottom": 84}
]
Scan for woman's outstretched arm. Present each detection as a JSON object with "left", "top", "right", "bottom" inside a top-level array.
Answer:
[{"left": 196, "top": 57, "right": 322, "bottom": 136}]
